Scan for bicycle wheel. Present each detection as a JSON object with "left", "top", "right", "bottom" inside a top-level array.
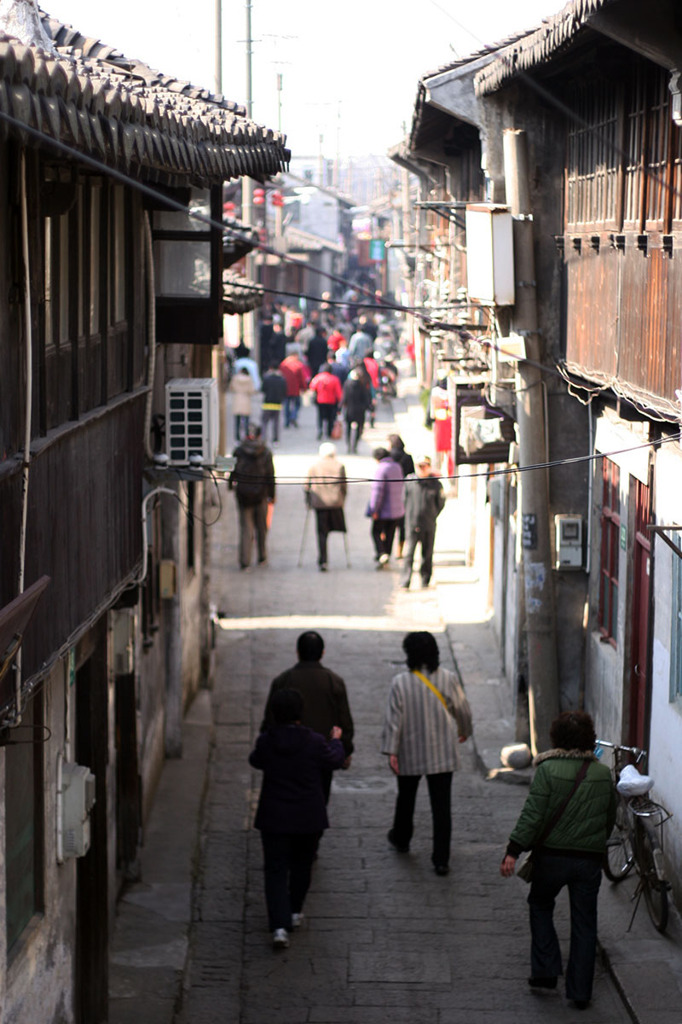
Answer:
[
  {"left": 636, "top": 819, "right": 669, "bottom": 933},
  {"left": 603, "top": 801, "right": 635, "bottom": 881}
]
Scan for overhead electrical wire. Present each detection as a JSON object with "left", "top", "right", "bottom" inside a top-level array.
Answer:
[
  {"left": 0, "top": 12, "right": 679, "bottom": 440},
  {"left": 215, "top": 429, "right": 682, "bottom": 489}
]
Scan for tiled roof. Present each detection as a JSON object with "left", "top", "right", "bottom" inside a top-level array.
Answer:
[
  {"left": 284, "top": 227, "right": 345, "bottom": 254},
  {"left": 408, "top": 34, "right": 527, "bottom": 152},
  {"left": 474, "top": 0, "right": 618, "bottom": 95},
  {"left": 223, "top": 270, "right": 263, "bottom": 314},
  {"left": 0, "top": 9, "right": 289, "bottom": 187},
  {"left": 223, "top": 218, "right": 259, "bottom": 268}
]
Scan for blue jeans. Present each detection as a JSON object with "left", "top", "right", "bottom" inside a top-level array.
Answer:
[
  {"left": 234, "top": 414, "right": 249, "bottom": 441},
  {"left": 528, "top": 852, "right": 602, "bottom": 1001},
  {"left": 284, "top": 394, "right": 300, "bottom": 426},
  {"left": 261, "top": 408, "right": 281, "bottom": 444}
]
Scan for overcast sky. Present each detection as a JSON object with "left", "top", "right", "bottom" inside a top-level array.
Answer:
[{"left": 50, "top": 0, "right": 560, "bottom": 158}]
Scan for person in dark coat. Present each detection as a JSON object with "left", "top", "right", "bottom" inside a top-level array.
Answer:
[
  {"left": 249, "top": 688, "right": 345, "bottom": 949},
  {"left": 260, "top": 362, "right": 288, "bottom": 445},
  {"left": 229, "top": 425, "right": 275, "bottom": 569},
  {"left": 342, "top": 368, "right": 371, "bottom": 453},
  {"left": 262, "top": 631, "right": 354, "bottom": 802},
  {"left": 306, "top": 328, "right": 329, "bottom": 379},
  {"left": 401, "top": 455, "right": 445, "bottom": 589}
]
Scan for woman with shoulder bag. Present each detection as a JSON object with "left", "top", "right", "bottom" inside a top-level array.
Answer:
[
  {"left": 381, "top": 631, "right": 472, "bottom": 877},
  {"left": 499, "top": 711, "right": 617, "bottom": 1010}
]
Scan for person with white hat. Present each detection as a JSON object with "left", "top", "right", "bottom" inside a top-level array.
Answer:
[{"left": 304, "top": 443, "right": 347, "bottom": 571}]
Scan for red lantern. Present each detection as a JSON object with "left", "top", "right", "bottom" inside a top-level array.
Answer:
[
  {"left": 253, "top": 187, "right": 265, "bottom": 206},
  {"left": 223, "top": 200, "right": 236, "bottom": 216},
  {"left": 271, "top": 190, "right": 284, "bottom": 207}
]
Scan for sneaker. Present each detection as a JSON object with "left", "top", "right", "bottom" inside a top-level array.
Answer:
[
  {"left": 291, "top": 913, "right": 304, "bottom": 928},
  {"left": 319, "top": 563, "right": 327, "bottom": 572},
  {"left": 379, "top": 553, "right": 389, "bottom": 566},
  {"left": 272, "top": 928, "right": 289, "bottom": 949}
]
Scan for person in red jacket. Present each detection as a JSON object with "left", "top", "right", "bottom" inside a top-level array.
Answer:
[
  {"left": 309, "top": 363, "right": 343, "bottom": 440},
  {"left": 279, "top": 353, "right": 309, "bottom": 428}
]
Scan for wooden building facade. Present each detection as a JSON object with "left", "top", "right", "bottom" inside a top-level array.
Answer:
[
  {"left": 0, "top": 7, "right": 287, "bottom": 1022},
  {"left": 396, "top": 0, "right": 682, "bottom": 907},
  {"left": 474, "top": 0, "right": 682, "bottom": 905}
]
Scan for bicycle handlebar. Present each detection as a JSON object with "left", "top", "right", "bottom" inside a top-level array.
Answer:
[{"left": 596, "top": 739, "right": 647, "bottom": 766}]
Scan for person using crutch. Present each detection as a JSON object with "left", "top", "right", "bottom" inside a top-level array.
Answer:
[{"left": 304, "top": 443, "right": 347, "bottom": 572}]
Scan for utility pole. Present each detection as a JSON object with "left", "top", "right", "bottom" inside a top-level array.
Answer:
[
  {"left": 242, "top": 0, "right": 257, "bottom": 363},
  {"left": 318, "top": 133, "right": 325, "bottom": 187},
  {"left": 503, "top": 128, "right": 559, "bottom": 755},
  {"left": 276, "top": 72, "right": 283, "bottom": 133},
  {"left": 214, "top": 0, "right": 222, "bottom": 94}
]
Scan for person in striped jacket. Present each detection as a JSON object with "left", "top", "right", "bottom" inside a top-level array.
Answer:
[{"left": 381, "top": 631, "right": 472, "bottom": 876}]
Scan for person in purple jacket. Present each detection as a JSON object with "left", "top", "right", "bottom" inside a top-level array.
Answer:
[
  {"left": 367, "top": 447, "right": 405, "bottom": 568},
  {"left": 249, "top": 688, "right": 345, "bottom": 949}
]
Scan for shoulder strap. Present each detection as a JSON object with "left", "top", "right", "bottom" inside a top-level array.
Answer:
[
  {"left": 412, "top": 670, "right": 449, "bottom": 713},
  {"left": 537, "top": 758, "right": 591, "bottom": 846}
]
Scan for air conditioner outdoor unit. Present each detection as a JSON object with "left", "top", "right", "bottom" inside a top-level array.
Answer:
[
  {"left": 465, "top": 204, "right": 515, "bottom": 306},
  {"left": 165, "top": 378, "right": 219, "bottom": 467}
]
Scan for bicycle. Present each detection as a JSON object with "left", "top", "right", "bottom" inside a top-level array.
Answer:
[{"left": 596, "top": 739, "right": 672, "bottom": 933}]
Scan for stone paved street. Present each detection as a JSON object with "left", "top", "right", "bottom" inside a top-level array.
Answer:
[{"left": 175, "top": 387, "right": 632, "bottom": 1024}]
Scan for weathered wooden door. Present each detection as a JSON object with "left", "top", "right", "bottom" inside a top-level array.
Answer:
[
  {"left": 629, "top": 480, "right": 651, "bottom": 749},
  {"left": 75, "top": 628, "right": 109, "bottom": 1024}
]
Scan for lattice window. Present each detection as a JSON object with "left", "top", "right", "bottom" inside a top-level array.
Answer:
[
  {"left": 565, "top": 80, "right": 621, "bottom": 231},
  {"left": 623, "top": 69, "right": 647, "bottom": 230},
  {"left": 598, "top": 459, "right": 620, "bottom": 644},
  {"left": 670, "top": 115, "right": 682, "bottom": 227},
  {"left": 645, "top": 72, "right": 672, "bottom": 230}
]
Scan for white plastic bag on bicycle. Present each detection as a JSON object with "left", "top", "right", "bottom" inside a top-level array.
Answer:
[{"left": 617, "top": 763, "right": 654, "bottom": 797}]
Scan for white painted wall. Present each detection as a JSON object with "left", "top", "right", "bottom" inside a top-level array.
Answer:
[
  {"left": 298, "top": 190, "right": 340, "bottom": 242},
  {"left": 647, "top": 442, "right": 682, "bottom": 904},
  {"left": 584, "top": 411, "right": 644, "bottom": 742}
]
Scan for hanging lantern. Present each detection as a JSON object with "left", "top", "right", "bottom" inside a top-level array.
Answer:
[
  {"left": 253, "top": 187, "right": 266, "bottom": 206},
  {"left": 271, "top": 190, "right": 284, "bottom": 208}
]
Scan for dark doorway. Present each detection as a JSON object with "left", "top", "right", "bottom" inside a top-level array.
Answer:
[
  {"left": 115, "top": 672, "right": 141, "bottom": 880},
  {"left": 75, "top": 624, "right": 109, "bottom": 1024}
]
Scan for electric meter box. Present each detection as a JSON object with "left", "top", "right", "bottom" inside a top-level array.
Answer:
[
  {"left": 555, "top": 514, "right": 583, "bottom": 570},
  {"left": 165, "top": 378, "right": 219, "bottom": 467},
  {"left": 62, "top": 762, "right": 96, "bottom": 859},
  {"left": 465, "top": 204, "right": 515, "bottom": 306}
]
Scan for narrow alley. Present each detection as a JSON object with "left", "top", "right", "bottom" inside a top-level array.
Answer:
[{"left": 173, "top": 387, "right": 632, "bottom": 1024}]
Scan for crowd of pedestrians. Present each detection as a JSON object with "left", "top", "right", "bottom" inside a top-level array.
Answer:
[
  {"left": 232, "top": 300, "right": 619, "bottom": 1015},
  {"left": 225, "top": 300, "right": 402, "bottom": 455}
]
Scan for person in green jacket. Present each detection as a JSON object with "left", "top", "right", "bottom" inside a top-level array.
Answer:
[{"left": 500, "top": 711, "right": 616, "bottom": 1011}]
